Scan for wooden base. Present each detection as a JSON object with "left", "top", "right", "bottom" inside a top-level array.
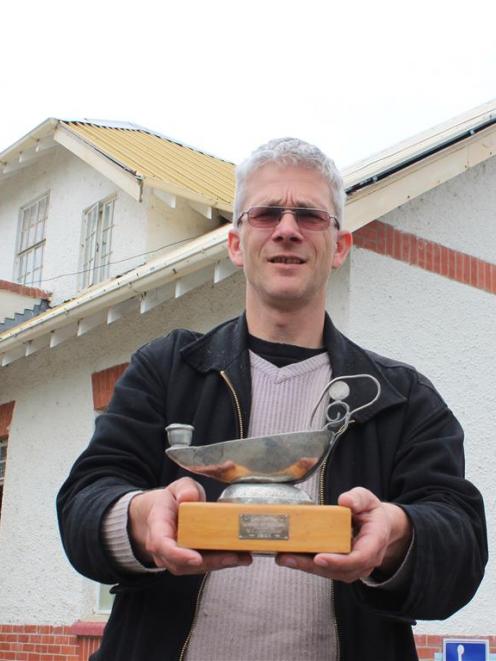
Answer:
[{"left": 177, "top": 502, "right": 352, "bottom": 554}]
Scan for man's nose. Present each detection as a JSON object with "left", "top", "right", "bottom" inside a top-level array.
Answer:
[{"left": 271, "top": 210, "right": 303, "bottom": 240}]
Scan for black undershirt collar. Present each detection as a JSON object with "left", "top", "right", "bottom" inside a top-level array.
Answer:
[{"left": 248, "top": 334, "right": 326, "bottom": 368}]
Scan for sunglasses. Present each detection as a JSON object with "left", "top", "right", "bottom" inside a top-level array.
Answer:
[{"left": 237, "top": 206, "right": 340, "bottom": 231}]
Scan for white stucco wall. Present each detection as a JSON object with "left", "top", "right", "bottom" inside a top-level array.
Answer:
[
  {"left": 0, "top": 291, "right": 43, "bottom": 321},
  {"left": 347, "top": 248, "right": 495, "bottom": 634},
  {"left": 0, "top": 272, "right": 246, "bottom": 624},
  {"left": 145, "top": 191, "right": 221, "bottom": 260},
  {"left": 382, "top": 157, "right": 496, "bottom": 263},
  {"left": 0, "top": 148, "right": 148, "bottom": 306}
]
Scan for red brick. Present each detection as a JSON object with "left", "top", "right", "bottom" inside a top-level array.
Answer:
[
  {"left": 441, "top": 246, "right": 449, "bottom": 277},
  {"left": 447, "top": 250, "right": 458, "bottom": 280},
  {"left": 1, "top": 651, "right": 16, "bottom": 660},
  {"left": 400, "top": 232, "right": 410, "bottom": 262},
  {"left": 46, "top": 644, "right": 61, "bottom": 654},
  {"left": 426, "top": 634, "right": 443, "bottom": 646},
  {"left": 462, "top": 254, "right": 470, "bottom": 284},
  {"left": 376, "top": 222, "right": 388, "bottom": 254},
  {"left": 478, "top": 259, "right": 485, "bottom": 289},
  {"left": 416, "top": 239, "right": 426, "bottom": 268},
  {"left": 70, "top": 621, "right": 105, "bottom": 637},
  {"left": 0, "top": 401, "right": 15, "bottom": 441},
  {"left": 425, "top": 242, "right": 434, "bottom": 272},
  {"left": 0, "top": 279, "right": 51, "bottom": 300},
  {"left": 386, "top": 223, "right": 394, "bottom": 253},
  {"left": 60, "top": 644, "right": 79, "bottom": 654},
  {"left": 36, "top": 626, "right": 50, "bottom": 635},
  {"left": 417, "top": 647, "right": 440, "bottom": 658},
  {"left": 392, "top": 229, "right": 402, "bottom": 260},
  {"left": 408, "top": 235, "right": 418, "bottom": 265},
  {"left": 23, "top": 626, "right": 37, "bottom": 634}
]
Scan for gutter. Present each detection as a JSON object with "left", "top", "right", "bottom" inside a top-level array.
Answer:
[
  {"left": 0, "top": 225, "right": 230, "bottom": 355},
  {"left": 346, "top": 114, "right": 496, "bottom": 195}
]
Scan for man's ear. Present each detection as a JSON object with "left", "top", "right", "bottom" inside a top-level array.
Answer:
[
  {"left": 332, "top": 230, "right": 353, "bottom": 270},
  {"left": 227, "top": 227, "right": 244, "bottom": 267}
]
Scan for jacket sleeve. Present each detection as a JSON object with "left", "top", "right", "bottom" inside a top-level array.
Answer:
[
  {"left": 57, "top": 338, "right": 179, "bottom": 585},
  {"left": 353, "top": 371, "right": 488, "bottom": 620}
]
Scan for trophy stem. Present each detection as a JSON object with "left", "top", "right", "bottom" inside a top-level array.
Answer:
[{"left": 218, "top": 483, "right": 313, "bottom": 505}]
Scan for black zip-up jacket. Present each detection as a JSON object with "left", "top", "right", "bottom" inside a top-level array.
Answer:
[{"left": 57, "top": 314, "right": 487, "bottom": 661}]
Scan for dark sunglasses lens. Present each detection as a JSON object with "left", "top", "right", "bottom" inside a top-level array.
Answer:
[
  {"left": 248, "top": 207, "right": 281, "bottom": 227},
  {"left": 295, "top": 209, "right": 329, "bottom": 230}
]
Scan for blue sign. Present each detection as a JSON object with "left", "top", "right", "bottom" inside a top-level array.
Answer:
[{"left": 444, "top": 640, "right": 489, "bottom": 661}]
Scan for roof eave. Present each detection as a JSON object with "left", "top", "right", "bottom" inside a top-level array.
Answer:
[{"left": 0, "top": 225, "right": 237, "bottom": 366}]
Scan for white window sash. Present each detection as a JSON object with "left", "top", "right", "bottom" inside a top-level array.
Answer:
[
  {"left": 80, "top": 197, "right": 115, "bottom": 289},
  {"left": 16, "top": 193, "right": 49, "bottom": 287},
  {"left": 0, "top": 440, "right": 7, "bottom": 485}
]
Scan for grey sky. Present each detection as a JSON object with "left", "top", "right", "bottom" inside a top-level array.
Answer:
[{"left": 1, "top": 0, "right": 495, "bottom": 168}]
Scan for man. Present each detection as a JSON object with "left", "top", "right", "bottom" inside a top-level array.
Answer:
[{"left": 57, "top": 138, "right": 487, "bottom": 661}]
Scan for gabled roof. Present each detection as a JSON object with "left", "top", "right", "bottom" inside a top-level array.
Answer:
[
  {"left": 1, "top": 99, "right": 495, "bottom": 367},
  {"left": 0, "top": 118, "right": 235, "bottom": 212},
  {"left": 342, "top": 98, "right": 496, "bottom": 230}
]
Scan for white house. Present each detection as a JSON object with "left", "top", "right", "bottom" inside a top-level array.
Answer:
[{"left": 0, "top": 104, "right": 494, "bottom": 660}]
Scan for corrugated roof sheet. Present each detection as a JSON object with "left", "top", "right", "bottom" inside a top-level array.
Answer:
[{"left": 61, "top": 121, "right": 235, "bottom": 208}]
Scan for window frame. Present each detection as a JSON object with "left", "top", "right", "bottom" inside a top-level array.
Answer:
[
  {"left": 79, "top": 195, "right": 116, "bottom": 290},
  {"left": 15, "top": 192, "right": 50, "bottom": 287},
  {"left": 0, "top": 439, "right": 7, "bottom": 515}
]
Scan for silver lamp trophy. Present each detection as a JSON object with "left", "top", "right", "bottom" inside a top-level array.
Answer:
[{"left": 166, "top": 375, "right": 380, "bottom": 554}]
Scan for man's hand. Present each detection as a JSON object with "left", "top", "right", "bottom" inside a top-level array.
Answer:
[
  {"left": 276, "top": 487, "right": 412, "bottom": 583},
  {"left": 128, "top": 477, "right": 252, "bottom": 575}
]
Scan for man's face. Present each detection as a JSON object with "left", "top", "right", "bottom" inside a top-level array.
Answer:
[{"left": 228, "top": 163, "right": 351, "bottom": 312}]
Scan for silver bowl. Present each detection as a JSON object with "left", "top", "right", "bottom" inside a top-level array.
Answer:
[{"left": 166, "top": 429, "right": 333, "bottom": 485}]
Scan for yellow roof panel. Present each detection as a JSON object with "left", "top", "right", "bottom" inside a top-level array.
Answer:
[{"left": 62, "top": 121, "right": 235, "bottom": 208}]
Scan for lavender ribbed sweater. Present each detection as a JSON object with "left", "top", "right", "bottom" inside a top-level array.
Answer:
[{"left": 185, "top": 351, "right": 337, "bottom": 661}]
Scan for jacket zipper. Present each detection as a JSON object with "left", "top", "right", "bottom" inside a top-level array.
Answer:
[
  {"left": 220, "top": 370, "right": 245, "bottom": 439},
  {"left": 177, "top": 371, "right": 245, "bottom": 660},
  {"left": 178, "top": 573, "right": 209, "bottom": 661}
]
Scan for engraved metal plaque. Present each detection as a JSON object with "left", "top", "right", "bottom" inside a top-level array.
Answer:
[{"left": 239, "top": 514, "right": 289, "bottom": 540}]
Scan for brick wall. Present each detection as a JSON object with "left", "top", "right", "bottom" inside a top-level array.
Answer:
[
  {"left": 0, "top": 625, "right": 80, "bottom": 661},
  {"left": 0, "top": 623, "right": 104, "bottom": 661},
  {"left": 91, "top": 363, "right": 129, "bottom": 411},
  {"left": 415, "top": 634, "right": 496, "bottom": 659},
  {"left": 353, "top": 220, "right": 496, "bottom": 295},
  {"left": 1, "top": 627, "right": 494, "bottom": 660}
]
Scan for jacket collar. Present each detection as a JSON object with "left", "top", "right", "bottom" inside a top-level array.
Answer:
[
  {"left": 181, "top": 313, "right": 406, "bottom": 424},
  {"left": 322, "top": 315, "right": 406, "bottom": 423}
]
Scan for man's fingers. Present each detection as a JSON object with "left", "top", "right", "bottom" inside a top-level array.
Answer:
[
  {"left": 155, "top": 544, "right": 252, "bottom": 575},
  {"left": 338, "top": 486, "right": 380, "bottom": 513},
  {"left": 277, "top": 551, "right": 374, "bottom": 583},
  {"left": 167, "top": 477, "right": 206, "bottom": 504}
]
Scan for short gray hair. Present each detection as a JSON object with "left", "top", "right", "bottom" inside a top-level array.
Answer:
[{"left": 234, "top": 137, "right": 345, "bottom": 228}]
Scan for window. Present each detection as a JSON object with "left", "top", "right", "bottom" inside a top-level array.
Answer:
[
  {"left": 97, "top": 583, "right": 114, "bottom": 613},
  {"left": 80, "top": 197, "right": 115, "bottom": 289},
  {"left": 0, "top": 440, "right": 6, "bottom": 515},
  {"left": 16, "top": 193, "right": 49, "bottom": 287},
  {"left": 0, "top": 401, "right": 14, "bottom": 520}
]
